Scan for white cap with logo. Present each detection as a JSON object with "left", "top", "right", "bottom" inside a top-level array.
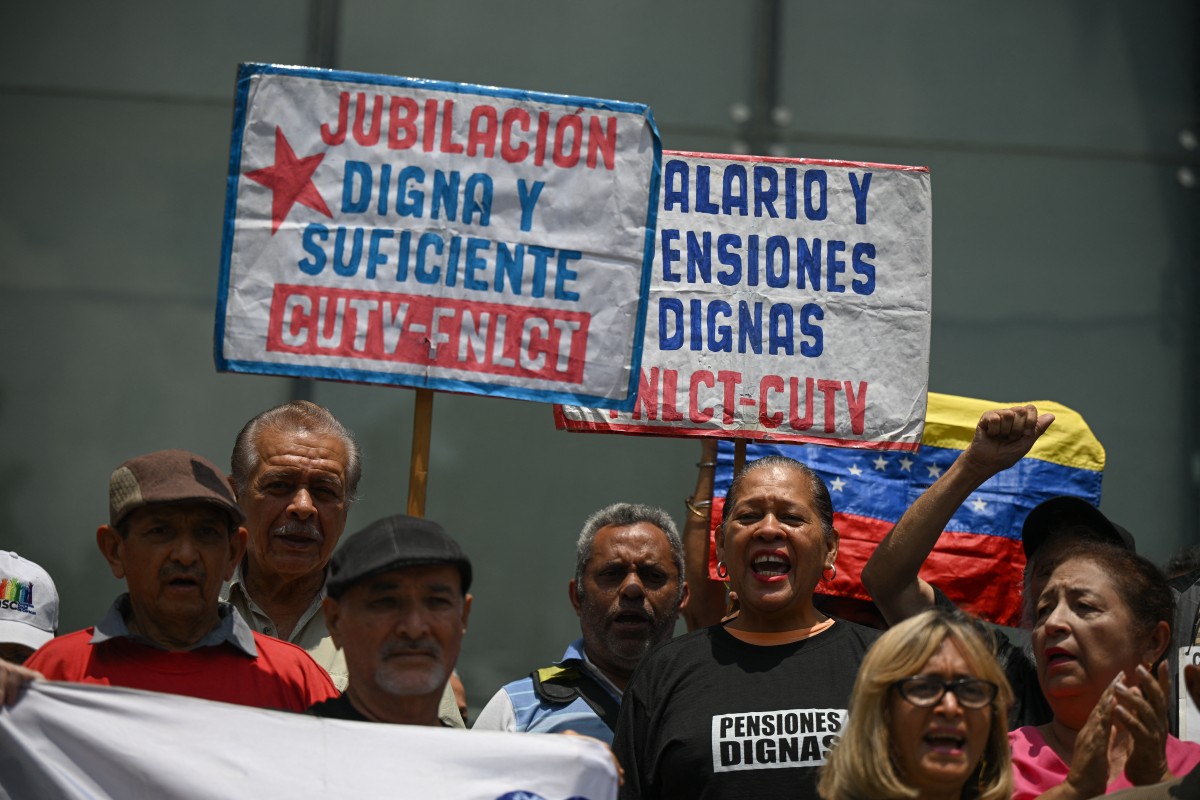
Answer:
[{"left": 0, "top": 551, "right": 59, "bottom": 651}]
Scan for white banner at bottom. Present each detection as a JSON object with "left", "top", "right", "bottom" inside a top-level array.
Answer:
[{"left": 0, "top": 682, "right": 617, "bottom": 800}]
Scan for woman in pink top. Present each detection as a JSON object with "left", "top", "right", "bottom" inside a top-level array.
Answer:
[{"left": 1010, "top": 543, "right": 1200, "bottom": 798}]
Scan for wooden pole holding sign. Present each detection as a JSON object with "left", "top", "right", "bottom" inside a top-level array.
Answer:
[
  {"left": 734, "top": 439, "right": 747, "bottom": 476},
  {"left": 407, "top": 389, "right": 434, "bottom": 518}
]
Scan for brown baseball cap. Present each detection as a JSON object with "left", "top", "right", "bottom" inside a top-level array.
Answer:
[{"left": 109, "top": 449, "right": 245, "bottom": 528}]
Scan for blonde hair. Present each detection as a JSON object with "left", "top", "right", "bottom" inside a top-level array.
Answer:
[{"left": 818, "top": 609, "right": 1013, "bottom": 800}]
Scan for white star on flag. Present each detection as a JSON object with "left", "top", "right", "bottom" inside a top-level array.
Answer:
[
  {"left": 873, "top": 455, "right": 888, "bottom": 471},
  {"left": 899, "top": 457, "right": 914, "bottom": 472},
  {"left": 927, "top": 464, "right": 943, "bottom": 478},
  {"left": 971, "top": 498, "right": 988, "bottom": 513},
  {"left": 830, "top": 477, "right": 847, "bottom": 492},
  {"left": 848, "top": 465, "right": 863, "bottom": 477}
]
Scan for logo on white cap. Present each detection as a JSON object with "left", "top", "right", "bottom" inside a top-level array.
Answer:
[
  {"left": 0, "top": 577, "right": 36, "bottom": 614},
  {"left": 0, "top": 551, "right": 59, "bottom": 650}
]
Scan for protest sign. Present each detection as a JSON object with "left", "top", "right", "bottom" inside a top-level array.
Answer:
[
  {"left": 1182, "top": 647, "right": 1200, "bottom": 744},
  {"left": 556, "top": 151, "right": 931, "bottom": 449},
  {"left": 0, "top": 682, "right": 617, "bottom": 799},
  {"left": 216, "top": 63, "right": 661, "bottom": 409}
]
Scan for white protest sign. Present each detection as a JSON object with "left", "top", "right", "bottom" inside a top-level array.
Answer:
[
  {"left": 1181, "top": 646, "right": 1200, "bottom": 744},
  {"left": 0, "top": 682, "right": 617, "bottom": 800},
  {"left": 556, "top": 151, "right": 931, "bottom": 448},
  {"left": 216, "top": 63, "right": 660, "bottom": 409}
]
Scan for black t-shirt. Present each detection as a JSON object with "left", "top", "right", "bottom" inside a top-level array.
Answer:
[
  {"left": 305, "top": 693, "right": 453, "bottom": 726},
  {"left": 306, "top": 693, "right": 370, "bottom": 722},
  {"left": 613, "top": 620, "right": 880, "bottom": 800}
]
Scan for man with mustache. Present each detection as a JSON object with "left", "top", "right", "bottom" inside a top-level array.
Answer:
[
  {"left": 473, "top": 503, "right": 688, "bottom": 743},
  {"left": 308, "top": 514, "right": 472, "bottom": 725},
  {"left": 223, "top": 401, "right": 465, "bottom": 727},
  {"left": 223, "top": 401, "right": 358, "bottom": 690},
  {"left": 9, "top": 449, "right": 338, "bottom": 710}
]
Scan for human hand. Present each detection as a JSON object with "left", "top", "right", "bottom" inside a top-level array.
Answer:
[
  {"left": 0, "top": 657, "right": 42, "bottom": 706},
  {"left": 1115, "top": 664, "right": 1172, "bottom": 785},
  {"left": 961, "top": 405, "right": 1055, "bottom": 477},
  {"left": 1062, "top": 679, "right": 1118, "bottom": 799}
]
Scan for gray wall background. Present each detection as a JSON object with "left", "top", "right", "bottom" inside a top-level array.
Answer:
[{"left": 2, "top": 1, "right": 1197, "bottom": 713}]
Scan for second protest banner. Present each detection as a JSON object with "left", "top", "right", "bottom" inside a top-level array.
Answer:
[{"left": 557, "top": 151, "right": 931, "bottom": 449}]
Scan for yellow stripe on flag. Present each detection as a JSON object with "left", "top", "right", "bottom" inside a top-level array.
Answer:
[{"left": 923, "top": 393, "right": 1104, "bottom": 472}]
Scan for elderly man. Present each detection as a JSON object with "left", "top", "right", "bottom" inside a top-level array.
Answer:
[
  {"left": 307, "top": 514, "right": 472, "bottom": 725},
  {"left": 7, "top": 450, "right": 337, "bottom": 710},
  {"left": 223, "top": 401, "right": 357, "bottom": 687},
  {"left": 473, "top": 503, "right": 688, "bottom": 742},
  {"left": 223, "top": 400, "right": 463, "bottom": 726}
]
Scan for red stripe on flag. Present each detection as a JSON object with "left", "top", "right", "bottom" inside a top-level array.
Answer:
[
  {"left": 834, "top": 513, "right": 1026, "bottom": 627},
  {"left": 924, "top": 529, "right": 1026, "bottom": 627}
]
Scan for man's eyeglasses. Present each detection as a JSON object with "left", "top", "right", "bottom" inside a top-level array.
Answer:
[{"left": 893, "top": 676, "right": 998, "bottom": 709}]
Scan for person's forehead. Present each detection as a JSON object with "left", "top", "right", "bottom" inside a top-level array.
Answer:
[
  {"left": 125, "top": 501, "right": 232, "bottom": 527},
  {"left": 0, "top": 642, "right": 35, "bottom": 662},
  {"left": 588, "top": 523, "right": 674, "bottom": 564},
  {"left": 255, "top": 427, "right": 349, "bottom": 474},
  {"left": 1032, "top": 560, "right": 1127, "bottom": 612},
  {"left": 733, "top": 465, "right": 812, "bottom": 502},
  {"left": 922, "top": 637, "right": 972, "bottom": 674},
  {"left": 1042, "top": 556, "right": 1112, "bottom": 589}
]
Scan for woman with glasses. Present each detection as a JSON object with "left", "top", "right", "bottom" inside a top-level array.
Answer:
[
  {"left": 1011, "top": 543, "right": 1200, "bottom": 798},
  {"left": 611, "top": 456, "right": 881, "bottom": 799},
  {"left": 818, "top": 608, "right": 1013, "bottom": 800}
]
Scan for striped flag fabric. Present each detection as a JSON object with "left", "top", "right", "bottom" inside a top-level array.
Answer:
[{"left": 712, "top": 393, "right": 1104, "bottom": 626}]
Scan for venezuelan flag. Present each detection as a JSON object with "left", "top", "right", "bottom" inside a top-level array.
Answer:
[{"left": 712, "top": 393, "right": 1104, "bottom": 627}]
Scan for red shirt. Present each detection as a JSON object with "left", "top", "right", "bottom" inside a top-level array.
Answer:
[{"left": 26, "top": 628, "right": 339, "bottom": 712}]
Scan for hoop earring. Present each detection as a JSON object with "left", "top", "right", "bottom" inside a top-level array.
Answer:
[
  {"left": 822, "top": 563, "right": 837, "bottom": 582},
  {"left": 716, "top": 561, "right": 728, "bottom": 579}
]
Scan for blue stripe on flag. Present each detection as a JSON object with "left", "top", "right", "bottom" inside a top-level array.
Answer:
[{"left": 716, "top": 440, "right": 1102, "bottom": 542}]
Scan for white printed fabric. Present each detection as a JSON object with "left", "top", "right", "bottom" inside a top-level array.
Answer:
[{"left": 0, "top": 681, "right": 616, "bottom": 800}]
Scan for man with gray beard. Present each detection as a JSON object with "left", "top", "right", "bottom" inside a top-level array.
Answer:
[
  {"left": 308, "top": 514, "right": 472, "bottom": 725},
  {"left": 222, "top": 401, "right": 464, "bottom": 726},
  {"left": 473, "top": 503, "right": 688, "bottom": 743}
]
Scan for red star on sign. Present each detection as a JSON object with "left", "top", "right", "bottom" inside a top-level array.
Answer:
[{"left": 245, "top": 127, "right": 333, "bottom": 234}]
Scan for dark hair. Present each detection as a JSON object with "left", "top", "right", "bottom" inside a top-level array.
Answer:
[
  {"left": 230, "top": 401, "right": 362, "bottom": 502},
  {"left": 1030, "top": 542, "right": 1174, "bottom": 647},
  {"left": 720, "top": 455, "right": 834, "bottom": 540}
]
